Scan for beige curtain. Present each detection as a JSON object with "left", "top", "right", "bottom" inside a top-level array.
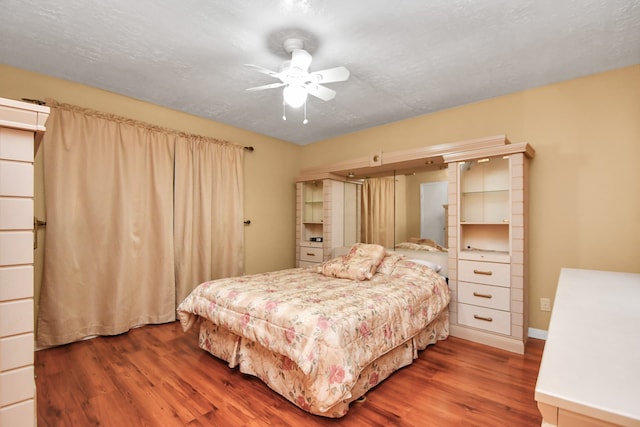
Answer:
[
  {"left": 361, "top": 177, "right": 395, "bottom": 248},
  {"left": 174, "top": 137, "right": 244, "bottom": 305},
  {"left": 37, "top": 102, "right": 244, "bottom": 347}
]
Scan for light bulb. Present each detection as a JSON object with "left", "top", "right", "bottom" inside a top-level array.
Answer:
[{"left": 283, "top": 85, "right": 308, "bottom": 108}]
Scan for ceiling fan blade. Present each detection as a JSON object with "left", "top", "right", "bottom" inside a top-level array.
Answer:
[
  {"left": 246, "top": 82, "right": 286, "bottom": 91},
  {"left": 244, "top": 63, "right": 280, "bottom": 79},
  {"left": 290, "top": 49, "right": 312, "bottom": 72},
  {"left": 309, "top": 66, "right": 350, "bottom": 84},
  {"left": 304, "top": 83, "right": 336, "bottom": 101}
]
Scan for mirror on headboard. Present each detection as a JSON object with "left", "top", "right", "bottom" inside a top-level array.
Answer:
[
  {"left": 349, "top": 164, "right": 449, "bottom": 250},
  {"left": 395, "top": 167, "right": 449, "bottom": 248}
]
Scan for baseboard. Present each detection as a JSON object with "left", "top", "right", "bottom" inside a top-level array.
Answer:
[
  {"left": 450, "top": 325, "right": 525, "bottom": 354},
  {"left": 528, "top": 327, "right": 547, "bottom": 340}
]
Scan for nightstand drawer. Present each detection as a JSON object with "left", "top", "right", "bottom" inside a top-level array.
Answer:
[
  {"left": 300, "top": 246, "right": 323, "bottom": 263},
  {"left": 458, "top": 281, "right": 510, "bottom": 311},
  {"left": 457, "top": 303, "right": 510, "bottom": 335},
  {"left": 298, "top": 260, "right": 319, "bottom": 268},
  {"left": 459, "top": 260, "right": 510, "bottom": 287}
]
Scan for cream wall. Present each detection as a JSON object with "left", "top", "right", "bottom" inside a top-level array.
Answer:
[
  {"left": 0, "top": 64, "right": 301, "bottom": 277},
  {"left": 300, "top": 65, "right": 640, "bottom": 331}
]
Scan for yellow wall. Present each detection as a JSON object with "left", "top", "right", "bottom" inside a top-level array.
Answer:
[
  {"left": 0, "top": 64, "right": 302, "bottom": 276},
  {"left": 301, "top": 65, "right": 640, "bottom": 331},
  {"left": 3, "top": 63, "right": 639, "bottom": 332}
]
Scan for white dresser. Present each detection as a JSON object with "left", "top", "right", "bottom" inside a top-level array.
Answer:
[
  {"left": 535, "top": 268, "right": 640, "bottom": 427},
  {"left": 0, "top": 98, "right": 49, "bottom": 427}
]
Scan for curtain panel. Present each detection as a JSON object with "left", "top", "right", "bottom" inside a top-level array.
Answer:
[
  {"left": 361, "top": 177, "right": 395, "bottom": 249},
  {"left": 174, "top": 137, "right": 244, "bottom": 305},
  {"left": 36, "top": 102, "right": 244, "bottom": 347}
]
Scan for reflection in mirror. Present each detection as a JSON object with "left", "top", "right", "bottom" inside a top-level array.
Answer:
[
  {"left": 360, "top": 176, "right": 395, "bottom": 248},
  {"left": 345, "top": 166, "right": 449, "bottom": 251},
  {"left": 343, "top": 181, "right": 360, "bottom": 248},
  {"left": 399, "top": 168, "right": 449, "bottom": 248},
  {"left": 392, "top": 167, "right": 449, "bottom": 277}
]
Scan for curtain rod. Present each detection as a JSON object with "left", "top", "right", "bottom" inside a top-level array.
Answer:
[
  {"left": 22, "top": 98, "right": 255, "bottom": 152},
  {"left": 22, "top": 98, "right": 46, "bottom": 105}
]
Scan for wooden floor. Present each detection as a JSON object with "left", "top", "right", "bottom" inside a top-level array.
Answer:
[{"left": 35, "top": 321, "right": 544, "bottom": 427}]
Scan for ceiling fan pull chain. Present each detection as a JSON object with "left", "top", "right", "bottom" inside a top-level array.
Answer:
[
  {"left": 303, "top": 102, "right": 308, "bottom": 124},
  {"left": 282, "top": 99, "right": 287, "bottom": 121}
]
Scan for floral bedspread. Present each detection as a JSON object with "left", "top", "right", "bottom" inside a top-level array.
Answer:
[
  {"left": 395, "top": 241, "right": 443, "bottom": 252},
  {"left": 177, "top": 258, "right": 450, "bottom": 412}
]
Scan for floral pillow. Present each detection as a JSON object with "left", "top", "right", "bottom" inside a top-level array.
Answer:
[
  {"left": 376, "top": 252, "right": 405, "bottom": 275},
  {"left": 318, "top": 255, "right": 348, "bottom": 277},
  {"left": 319, "top": 243, "right": 386, "bottom": 281}
]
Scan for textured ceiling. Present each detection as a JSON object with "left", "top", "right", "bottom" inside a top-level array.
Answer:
[{"left": 1, "top": 0, "right": 639, "bottom": 145}]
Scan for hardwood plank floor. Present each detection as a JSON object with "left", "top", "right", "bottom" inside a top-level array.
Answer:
[{"left": 35, "top": 321, "right": 544, "bottom": 426}]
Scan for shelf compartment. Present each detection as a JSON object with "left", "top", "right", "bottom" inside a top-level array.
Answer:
[
  {"left": 460, "top": 190, "right": 509, "bottom": 223},
  {"left": 302, "top": 181, "right": 323, "bottom": 224},
  {"left": 460, "top": 223, "right": 509, "bottom": 254}
]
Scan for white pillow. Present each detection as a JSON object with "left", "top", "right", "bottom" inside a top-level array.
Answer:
[{"left": 408, "top": 258, "right": 442, "bottom": 273}]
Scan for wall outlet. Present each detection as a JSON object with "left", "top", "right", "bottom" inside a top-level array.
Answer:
[{"left": 540, "top": 298, "right": 551, "bottom": 312}]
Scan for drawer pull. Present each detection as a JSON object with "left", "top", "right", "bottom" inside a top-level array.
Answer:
[
  {"left": 306, "top": 253, "right": 316, "bottom": 257},
  {"left": 473, "top": 292, "right": 492, "bottom": 299},
  {"left": 473, "top": 269, "right": 493, "bottom": 276},
  {"left": 473, "top": 314, "right": 493, "bottom": 322}
]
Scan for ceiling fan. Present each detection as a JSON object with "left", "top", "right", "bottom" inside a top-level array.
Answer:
[{"left": 245, "top": 38, "right": 350, "bottom": 123}]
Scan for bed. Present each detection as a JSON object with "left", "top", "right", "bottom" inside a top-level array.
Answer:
[
  {"left": 393, "top": 238, "right": 449, "bottom": 278},
  {"left": 177, "top": 243, "right": 450, "bottom": 418}
]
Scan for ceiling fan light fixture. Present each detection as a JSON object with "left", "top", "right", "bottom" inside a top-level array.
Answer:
[
  {"left": 245, "top": 37, "right": 349, "bottom": 119},
  {"left": 283, "top": 84, "right": 308, "bottom": 108}
]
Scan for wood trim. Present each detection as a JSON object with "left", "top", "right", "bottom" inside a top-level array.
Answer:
[
  {"left": 380, "top": 134, "right": 509, "bottom": 164},
  {"left": 449, "top": 324, "right": 526, "bottom": 354},
  {"left": 442, "top": 142, "right": 535, "bottom": 163},
  {"left": 298, "top": 155, "right": 372, "bottom": 177},
  {"left": 295, "top": 172, "right": 349, "bottom": 183},
  {"left": 297, "top": 134, "right": 510, "bottom": 182}
]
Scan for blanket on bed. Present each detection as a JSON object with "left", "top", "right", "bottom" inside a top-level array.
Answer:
[
  {"left": 177, "top": 255, "right": 449, "bottom": 412},
  {"left": 395, "top": 237, "right": 448, "bottom": 252}
]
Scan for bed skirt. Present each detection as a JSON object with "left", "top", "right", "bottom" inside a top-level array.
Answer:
[{"left": 197, "top": 307, "right": 449, "bottom": 417}]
